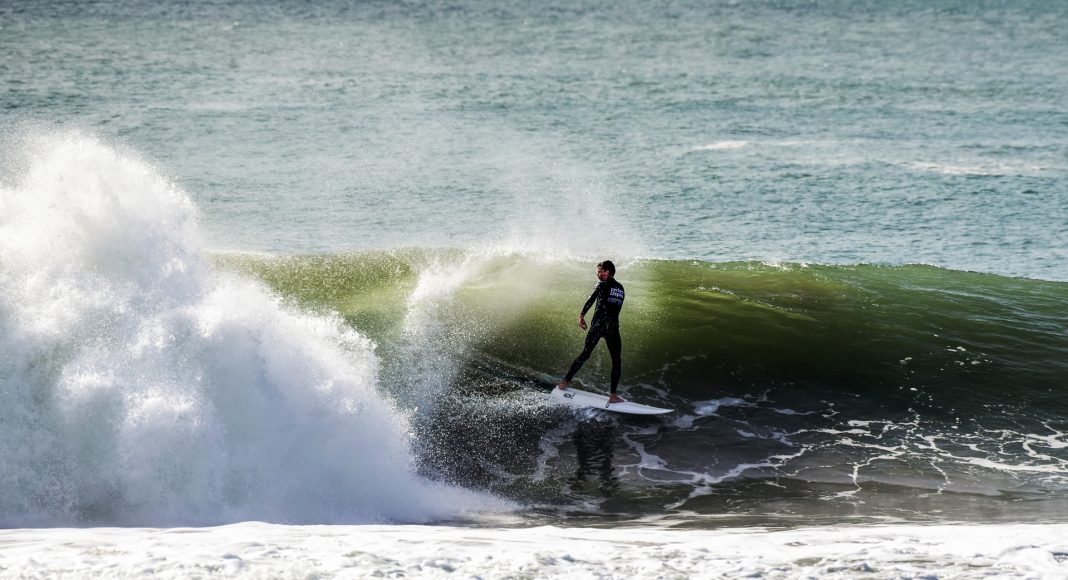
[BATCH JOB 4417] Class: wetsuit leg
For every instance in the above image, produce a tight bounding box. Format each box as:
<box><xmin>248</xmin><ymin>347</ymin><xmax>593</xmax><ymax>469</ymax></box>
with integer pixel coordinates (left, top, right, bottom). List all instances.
<box><xmin>564</xmin><ymin>324</ymin><xmax>605</xmax><ymax>382</ymax></box>
<box><xmin>605</xmin><ymin>324</ymin><xmax>622</xmax><ymax>393</ymax></box>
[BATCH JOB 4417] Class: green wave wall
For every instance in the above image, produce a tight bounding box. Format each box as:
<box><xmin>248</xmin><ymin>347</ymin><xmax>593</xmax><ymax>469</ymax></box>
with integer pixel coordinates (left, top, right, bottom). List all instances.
<box><xmin>219</xmin><ymin>251</ymin><xmax>1068</xmax><ymax>419</ymax></box>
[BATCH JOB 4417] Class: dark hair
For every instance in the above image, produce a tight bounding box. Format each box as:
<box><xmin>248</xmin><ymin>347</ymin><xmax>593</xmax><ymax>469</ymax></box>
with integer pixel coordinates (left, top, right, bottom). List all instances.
<box><xmin>598</xmin><ymin>260</ymin><xmax>616</xmax><ymax>276</ymax></box>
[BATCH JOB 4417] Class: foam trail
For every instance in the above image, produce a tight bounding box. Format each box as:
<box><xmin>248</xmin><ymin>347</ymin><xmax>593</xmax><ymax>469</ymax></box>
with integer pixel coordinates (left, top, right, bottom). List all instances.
<box><xmin>0</xmin><ymin>131</ymin><xmax>504</xmax><ymax>526</ymax></box>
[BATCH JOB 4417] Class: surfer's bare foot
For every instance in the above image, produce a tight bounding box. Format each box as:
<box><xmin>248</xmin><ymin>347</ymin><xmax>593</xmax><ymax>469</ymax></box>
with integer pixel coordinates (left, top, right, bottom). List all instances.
<box><xmin>608</xmin><ymin>394</ymin><xmax>625</xmax><ymax>404</ymax></box>
<box><xmin>557</xmin><ymin>381</ymin><xmax>571</xmax><ymax>390</ymax></box>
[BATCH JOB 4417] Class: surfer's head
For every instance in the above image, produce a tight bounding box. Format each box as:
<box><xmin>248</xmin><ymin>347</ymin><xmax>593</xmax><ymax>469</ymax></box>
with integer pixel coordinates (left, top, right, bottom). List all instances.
<box><xmin>597</xmin><ymin>260</ymin><xmax>615</xmax><ymax>280</ymax></box>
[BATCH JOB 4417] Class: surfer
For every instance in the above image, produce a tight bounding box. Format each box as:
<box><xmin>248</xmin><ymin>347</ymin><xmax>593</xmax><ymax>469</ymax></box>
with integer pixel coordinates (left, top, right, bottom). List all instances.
<box><xmin>558</xmin><ymin>260</ymin><xmax>626</xmax><ymax>403</ymax></box>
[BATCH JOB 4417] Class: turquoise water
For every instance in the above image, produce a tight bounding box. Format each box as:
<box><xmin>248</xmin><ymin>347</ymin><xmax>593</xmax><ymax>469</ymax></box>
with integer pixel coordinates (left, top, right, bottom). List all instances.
<box><xmin>3</xmin><ymin>0</ymin><xmax>1066</xmax><ymax>278</ymax></box>
<box><xmin>2</xmin><ymin>1</ymin><xmax>1067</xmax><ymax>527</ymax></box>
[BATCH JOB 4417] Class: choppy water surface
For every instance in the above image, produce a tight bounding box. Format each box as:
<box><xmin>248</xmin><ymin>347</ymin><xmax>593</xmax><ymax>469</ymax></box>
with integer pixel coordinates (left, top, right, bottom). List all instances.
<box><xmin>3</xmin><ymin>0</ymin><xmax>1066</xmax><ymax>277</ymax></box>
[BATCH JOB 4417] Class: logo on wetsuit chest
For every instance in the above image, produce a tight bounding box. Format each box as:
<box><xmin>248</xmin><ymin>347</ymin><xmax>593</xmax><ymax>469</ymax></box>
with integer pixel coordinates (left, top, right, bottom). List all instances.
<box><xmin>608</xmin><ymin>287</ymin><xmax>624</xmax><ymax>305</ymax></box>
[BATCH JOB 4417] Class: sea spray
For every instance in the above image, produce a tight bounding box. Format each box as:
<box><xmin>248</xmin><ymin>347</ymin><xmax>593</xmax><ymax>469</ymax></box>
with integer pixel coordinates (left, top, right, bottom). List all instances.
<box><xmin>397</xmin><ymin>256</ymin><xmax>484</xmax><ymax>406</ymax></box>
<box><xmin>394</xmin><ymin>251</ymin><xmax>565</xmax><ymax>406</ymax></box>
<box><xmin>0</xmin><ymin>131</ymin><xmax>504</xmax><ymax>526</ymax></box>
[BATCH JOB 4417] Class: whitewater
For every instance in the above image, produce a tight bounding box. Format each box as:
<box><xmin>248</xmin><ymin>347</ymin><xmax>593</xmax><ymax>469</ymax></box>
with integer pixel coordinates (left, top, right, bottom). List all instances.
<box><xmin>3</xmin><ymin>523</ymin><xmax>1068</xmax><ymax>578</ymax></box>
<box><xmin>0</xmin><ymin>133</ymin><xmax>504</xmax><ymax>527</ymax></box>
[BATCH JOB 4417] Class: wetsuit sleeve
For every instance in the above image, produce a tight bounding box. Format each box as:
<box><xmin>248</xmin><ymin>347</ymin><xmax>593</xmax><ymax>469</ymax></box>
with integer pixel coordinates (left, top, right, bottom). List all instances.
<box><xmin>580</xmin><ymin>284</ymin><xmax>600</xmax><ymax>316</ymax></box>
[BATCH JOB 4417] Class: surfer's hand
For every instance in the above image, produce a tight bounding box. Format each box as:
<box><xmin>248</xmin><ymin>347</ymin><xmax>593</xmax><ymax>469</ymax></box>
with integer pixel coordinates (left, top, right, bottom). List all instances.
<box><xmin>579</xmin><ymin>315</ymin><xmax>587</xmax><ymax>330</ymax></box>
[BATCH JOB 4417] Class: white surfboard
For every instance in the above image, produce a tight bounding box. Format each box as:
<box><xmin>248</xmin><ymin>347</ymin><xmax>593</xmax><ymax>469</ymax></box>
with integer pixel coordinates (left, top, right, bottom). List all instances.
<box><xmin>551</xmin><ymin>387</ymin><xmax>673</xmax><ymax>415</ymax></box>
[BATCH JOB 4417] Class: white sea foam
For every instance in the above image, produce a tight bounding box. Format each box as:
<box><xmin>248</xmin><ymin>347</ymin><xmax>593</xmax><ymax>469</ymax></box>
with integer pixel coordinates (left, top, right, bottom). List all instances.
<box><xmin>908</xmin><ymin>160</ymin><xmax>1049</xmax><ymax>176</ymax></box>
<box><xmin>694</xmin><ymin>397</ymin><xmax>753</xmax><ymax>415</ymax></box>
<box><xmin>0</xmin><ymin>131</ymin><xmax>506</xmax><ymax>526</ymax></box>
<box><xmin>4</xmin><ymin>522</ymin><xmax>1065</xmax><ymax>579</ymax></box>
<box><xmin>692</xmin><ymin>140</ymin><xmax>750</xmax><ymax>151</ymax></box>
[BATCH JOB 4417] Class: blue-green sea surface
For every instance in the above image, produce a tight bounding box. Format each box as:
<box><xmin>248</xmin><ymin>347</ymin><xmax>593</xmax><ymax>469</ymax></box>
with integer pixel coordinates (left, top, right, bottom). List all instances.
<box><xmin>2</xmin><ymin>0</ymin><xmax>1066</xmax><ymax>278</ymax></box>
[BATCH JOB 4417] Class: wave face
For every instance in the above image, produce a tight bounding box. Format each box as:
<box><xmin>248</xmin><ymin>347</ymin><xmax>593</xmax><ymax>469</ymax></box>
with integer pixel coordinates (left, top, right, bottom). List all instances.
<box><xmin>0</xmin><ymin>133</ymin><xmax>498</xmax><ymax>527</ymax></box>
<box><xmin>228</xmin><ymin>251</ymin><xmax>1068</xmax><ymax>525</ymax></box>
<box><xmin>3</xmin><ymin>133</ymin><xmax>1065</xmax><ymax>527</ymax></box>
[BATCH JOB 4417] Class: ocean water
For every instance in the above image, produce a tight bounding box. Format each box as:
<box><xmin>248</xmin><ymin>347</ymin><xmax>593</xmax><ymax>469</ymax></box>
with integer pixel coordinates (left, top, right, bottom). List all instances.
<box><xmin>2</xmin><ymin>0</ymin><xmax>1067</xmax><ymax>576</ymax></box>
<box><xmin>4</xmin><ymin>0</ymin><xmax>1067</xmax><ymax>276</ymax></box>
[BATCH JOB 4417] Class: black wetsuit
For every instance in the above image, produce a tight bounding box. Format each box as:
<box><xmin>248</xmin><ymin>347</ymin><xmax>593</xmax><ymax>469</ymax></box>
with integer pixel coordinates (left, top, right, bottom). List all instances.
<box><xmin>564</xmin><ymin>277</ymin><xmax>625</xmax><ymax>393</ymax></box>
